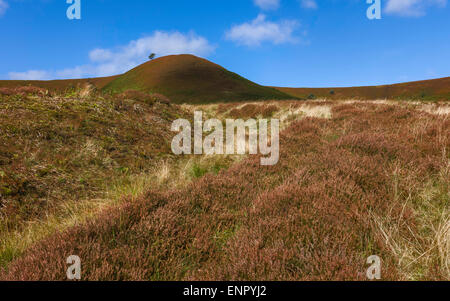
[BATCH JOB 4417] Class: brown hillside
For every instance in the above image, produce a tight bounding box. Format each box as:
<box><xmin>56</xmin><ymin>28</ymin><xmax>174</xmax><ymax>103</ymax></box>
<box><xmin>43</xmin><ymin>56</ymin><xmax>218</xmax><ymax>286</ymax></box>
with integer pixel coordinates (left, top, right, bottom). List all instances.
<box><xmin>2</xmin><ymin>101</ymin><xmax>448</xmax><ymax>280</ymax></box>
<box><xmin>1</xmin><ymin>56</ymin><xmax>448</xmax><ymax>102</ymax></box>
<box><xmin>276</xmin><ymin>77</ymin><xmax>450</xmax><ymax>101</ymax></box>
<box><xmin>102</xmin><ymin>54</ymin><xmax>292</xmax><ymax>104</ymax></box>
<box><xmin>0</xmin><ymin>75</ymin><xmax>118</xmax><ymax>92</ymax></box>
<box><xmin>0</xmin><ymin>90</ymin><xmax>187</xmax><ymax>262</ymax></box>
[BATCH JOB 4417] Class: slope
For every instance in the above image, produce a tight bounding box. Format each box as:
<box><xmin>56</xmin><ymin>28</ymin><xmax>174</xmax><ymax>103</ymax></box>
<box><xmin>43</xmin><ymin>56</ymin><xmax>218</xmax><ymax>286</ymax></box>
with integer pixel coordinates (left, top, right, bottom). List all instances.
<box><xmin>276</xmin><ymin>77</ymin><xmax>450</xmax><ymax>101</ymax></box>
<box><xmin>102</xmin><ymin>54</ymin><xmax>293</xmax><ymax>104</ymax></box>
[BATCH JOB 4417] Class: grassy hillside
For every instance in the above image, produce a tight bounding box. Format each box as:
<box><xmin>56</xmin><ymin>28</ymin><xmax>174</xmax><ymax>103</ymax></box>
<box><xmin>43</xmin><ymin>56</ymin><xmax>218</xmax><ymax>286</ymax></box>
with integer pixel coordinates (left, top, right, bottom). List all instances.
<box><xmin>2</xmin><ymin>55</ymin><xmax>449</xmax><ymax>102</ymax></box>
<box><xmin>276</xmin><ymin>77</ymin><xmax>450</xmax><ymax>101</ymax></box>
<box><xmin>0</xmin><ymin>89</ymin><xmax>190</xmax><ymax>266</ymax></box>
<box><xmin>103</xmin><ymin>54</ymin><xmax>293</xmax><ymax>104</ymax></box>
<box><xmin>0</xmin><ymin>76</ymin><xmax>118</xmax><ymax>92</ymax></box>
<box><xmin>2</xmin><ymin>100</ymin><xmax>448</xmax><ymax>280</ymax></box>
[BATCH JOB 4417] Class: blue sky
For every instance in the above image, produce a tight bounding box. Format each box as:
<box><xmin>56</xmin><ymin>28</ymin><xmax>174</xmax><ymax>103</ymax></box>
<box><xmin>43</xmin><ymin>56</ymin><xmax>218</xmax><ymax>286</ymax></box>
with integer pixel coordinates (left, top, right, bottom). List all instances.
<box><xmin>0</xmin><ymin>0</ymin><xmax>449</xmax><ymax>87</ymax></box>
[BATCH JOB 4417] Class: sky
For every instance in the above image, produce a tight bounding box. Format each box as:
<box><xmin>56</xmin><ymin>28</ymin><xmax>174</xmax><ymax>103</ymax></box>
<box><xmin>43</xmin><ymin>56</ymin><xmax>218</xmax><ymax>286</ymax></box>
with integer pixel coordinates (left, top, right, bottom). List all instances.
<box><xmin>0</xmin><ymin>0</ymin><xmax>449</xmax><ymax>87</ymax></box>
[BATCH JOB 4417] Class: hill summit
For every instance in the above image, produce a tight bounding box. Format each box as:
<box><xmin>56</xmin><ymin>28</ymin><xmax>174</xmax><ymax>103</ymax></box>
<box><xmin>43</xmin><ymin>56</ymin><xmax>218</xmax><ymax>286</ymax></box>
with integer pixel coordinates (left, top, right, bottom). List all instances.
<box><xmin>103</xmin><ymin>54</ymin><xmax>292</xmax><ymax>104</ymax></box>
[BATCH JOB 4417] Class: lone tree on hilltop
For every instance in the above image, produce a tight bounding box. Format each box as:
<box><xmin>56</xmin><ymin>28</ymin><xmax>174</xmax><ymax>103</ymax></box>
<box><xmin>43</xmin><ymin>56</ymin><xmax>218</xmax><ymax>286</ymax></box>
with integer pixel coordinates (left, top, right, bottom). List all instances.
<box><xmin>148</xmin><ymin>53</ymin><xmax>156</xmax><ymax>60</ymax></box>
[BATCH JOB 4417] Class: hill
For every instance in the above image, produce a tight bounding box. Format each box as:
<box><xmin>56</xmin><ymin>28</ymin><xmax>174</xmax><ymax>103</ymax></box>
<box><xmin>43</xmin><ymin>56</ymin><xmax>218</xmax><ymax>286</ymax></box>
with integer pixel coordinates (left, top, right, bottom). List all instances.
<box><xmin>0</xmin><ymin>75</ymin><xmax>118</xmax><ymax>92</ymax></box>
<box><xmin>0</xmin><ymin>89</ymin><xmax>189</xmax><ymax>267</ymax></box>
<box><xmin>2</xmin><ymin>101</ymin><xmax>448</xmax><ymax>280</ymax></box>
<box><xmin>1</xmin><ymin>55</ymin><xmax>449</xmax><ymax>102</ymax></box>
<box><xmin>102</xmin><ymin>54</ymin><xmax>292</xmax><ymax>104</ymax></box>
<box><xmin>275</xmin><ymin>77</ymin><xmax>450</xmax><ymax>101</ymax></box>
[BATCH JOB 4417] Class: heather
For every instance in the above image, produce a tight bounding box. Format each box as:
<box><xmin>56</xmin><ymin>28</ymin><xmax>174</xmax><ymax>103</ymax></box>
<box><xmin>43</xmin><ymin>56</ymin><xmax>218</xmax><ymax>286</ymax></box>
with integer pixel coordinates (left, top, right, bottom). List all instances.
<box><xmin>1</xmin><ymin>101</ymin><xmax>448</xmax><ymax>280</ymax></box>
<box><xmin>0</xmin><ymin>89</ymin><xmax>185</xmax><ymax>266</ymax></box>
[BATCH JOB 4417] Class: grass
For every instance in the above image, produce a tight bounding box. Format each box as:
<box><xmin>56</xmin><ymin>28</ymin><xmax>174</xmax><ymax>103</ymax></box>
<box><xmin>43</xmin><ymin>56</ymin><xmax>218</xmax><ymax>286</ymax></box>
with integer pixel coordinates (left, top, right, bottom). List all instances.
<box><xmin>0</xmin><ymin>89</ymin><xmax>187</xmax><ymax>267</ymax></box>
<box><xmin>0</xmin><ymin>96</ymin><xmax>448</xmax><ymax>280</ymax></box>
<box><xmin>276</xmin><ymin>77</ymin><xmax>450</xmax><ymax>101</ymax></box>
<box><xmin>102</xmin><ymin>55</ymin><xmax>294</xmax><ymax>104</ymax></box>
<box><xmin>0</xmin><ymin>152</ymin><xmax>243</xmax><ymax>269</ymax></box>
<box><xmin>0</xmin><ymin>76</ymin><xmax>118</xmax><ymax>93</ymax></box>
<box><xmin>2</xmin><ymin>55</ymin><xmax>449</xmax><ymax>103</ymax></box>
<box><xmin>371</xmin><ymin>162</ymin><xmax>449</xmax><ymax>280</ymax></box>
<box><xmin>0</xmin><ymin>91</ymin><xmax>248</xmax><ymax>268</ymax></box>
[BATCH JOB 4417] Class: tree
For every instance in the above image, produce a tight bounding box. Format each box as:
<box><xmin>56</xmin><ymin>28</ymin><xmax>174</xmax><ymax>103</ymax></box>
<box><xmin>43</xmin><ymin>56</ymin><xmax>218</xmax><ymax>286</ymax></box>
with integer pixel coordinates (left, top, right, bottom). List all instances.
<box><xmin>148</xmin><ymin>53</ymin><xmax>156</xmax><ymax>60</ymax></box>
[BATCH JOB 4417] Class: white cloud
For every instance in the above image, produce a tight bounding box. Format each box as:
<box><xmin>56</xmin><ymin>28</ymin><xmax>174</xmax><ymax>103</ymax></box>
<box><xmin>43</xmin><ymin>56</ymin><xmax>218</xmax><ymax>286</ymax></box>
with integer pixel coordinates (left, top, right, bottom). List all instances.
<box><xmin>226</xmin><ymin>14</ymin><xmax>300</xmax><ymax>47</ymax></box>
<box><xmin>301</xmin><ymin>0</ymin><xmax>318</xmax><ymax>9</ymax></box>
<box><xmin>385</xmin><ymin>0</ymin><xmax>447</xmax><ymax>16</ymax></box>
<box><xmin>0</xmin><ymin>0</ymin><xmax>8</xmax><ymax>17</ymax></box>
<box><xmin>89</xmin><ymin>49</ymin><xmax>114</xmax><ymax>62</ymax></box>
<box><xmin>9</xmin><ymin>70</ymin><xmax>52</xmax><ymax>80</ymax></box>
<box><xmin>8</xmin><ymin>31</ymin><xmax>215</xmax><ymax>80</ymax></box>
<box><xmin>253</xmin><ymin>0</ymin><xmax>280</xmax><ymax>10</ymax></box>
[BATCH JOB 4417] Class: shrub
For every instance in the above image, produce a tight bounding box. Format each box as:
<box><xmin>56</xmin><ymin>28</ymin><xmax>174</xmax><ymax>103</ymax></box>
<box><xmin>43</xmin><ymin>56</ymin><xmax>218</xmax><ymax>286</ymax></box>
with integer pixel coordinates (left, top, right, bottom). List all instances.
<box><xmin>228</xmin><ymin>104</ymin><xmax>278</xmax><ymax>119</ymax></box>
<box><xmin>0</xmin><ymin>86</ymin><xmax>48</xmax><ymax>97</ymax></box>
<box><xmin>117</xmin><ymin>90</ymin><xmax>154</xmax><ymax>104</ymax></box>
<box><xmin>217</xmin><ymin>103</ymin><xmax>236</xmax><ymax>114</ymax></box>
<box><xmin>228</xmin><ymin>108</ymin><xmax>241</xmax><ymax>118</ymax></box>
<box><xmin>151</xmin><ymin>93</ymin><xmax>171</xmax><ymax>105</ymax></box>
<box><xmin>2</xmin><ymin>101</ymin><xmax>449</xmax><ymax>281</ymax></box>
<box><xmin>15</xmin><ymin>86</ymin><xmax>48</xmax><ymax>96</ymax></box>
<box><xmin>0</xmin><ymin>88</ymin><xmax>15</xmax><ymax>96</ymax></box>
<box><xmin>190</xmin><ymin>163</ymin><xmax>208</xmax><ymax>178</ymax></box>
<box><xmin>261</xmin><ymin>105</ymin><xmax>279</xmax><ymax>118</ymax></box>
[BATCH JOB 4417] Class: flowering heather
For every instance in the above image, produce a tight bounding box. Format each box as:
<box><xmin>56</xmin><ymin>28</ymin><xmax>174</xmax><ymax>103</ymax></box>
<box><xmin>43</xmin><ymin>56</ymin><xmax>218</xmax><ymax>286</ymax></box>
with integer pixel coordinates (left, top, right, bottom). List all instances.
<box><xmin>0</xmin><ymin>91</ymin><xmax>187</xmax><ymax>266</ymax></box>
<box><xmin>0</xmin><ymin>101</ymin><xmax>448</xmax><ymax>281</ymax></box>
<box><xmin>0</xmin><ymin>86</ymin><xmax>48</xmax><ymax>97</ymax></box>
